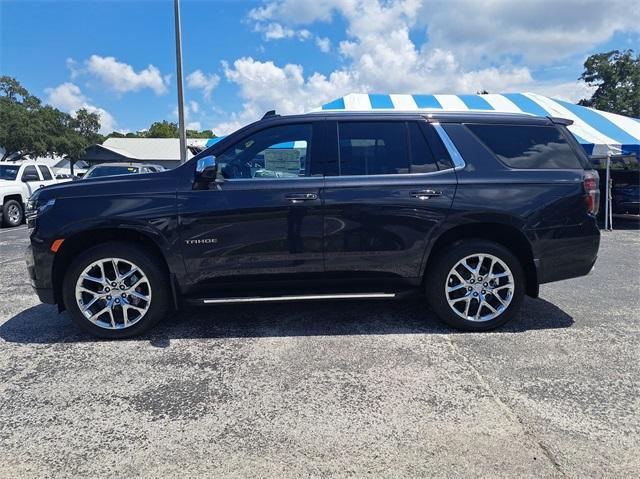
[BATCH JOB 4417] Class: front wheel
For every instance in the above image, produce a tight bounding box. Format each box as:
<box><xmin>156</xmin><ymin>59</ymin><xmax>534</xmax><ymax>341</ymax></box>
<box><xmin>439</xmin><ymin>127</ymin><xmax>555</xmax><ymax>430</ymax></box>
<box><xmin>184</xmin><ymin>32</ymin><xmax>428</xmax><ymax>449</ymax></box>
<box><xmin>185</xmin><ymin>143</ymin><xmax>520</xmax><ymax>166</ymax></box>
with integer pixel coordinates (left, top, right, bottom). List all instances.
<box><xmin>425</xmin><ymin>240</ymin><xmax>525</xmax><ymax>331</ymax></box>
<box><xmin>62</xmin><ymin>242</ymin><xmax>170</xmax><ymax>338</ymax></box>
<box><xmin>2</xmin><ymin>199</ymin><xmax>23</xmax><ymax>227</ymax></box>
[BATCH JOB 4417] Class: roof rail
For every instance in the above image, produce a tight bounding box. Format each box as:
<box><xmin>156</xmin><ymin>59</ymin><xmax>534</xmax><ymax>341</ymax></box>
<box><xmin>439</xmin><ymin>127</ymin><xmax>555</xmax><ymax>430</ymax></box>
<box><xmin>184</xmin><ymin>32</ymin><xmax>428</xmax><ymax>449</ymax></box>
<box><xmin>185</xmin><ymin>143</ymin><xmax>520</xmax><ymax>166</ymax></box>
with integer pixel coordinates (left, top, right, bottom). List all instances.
<box><xmin>262</xmin><ymin>110</ymin><xmax>278</xmax><ymax>120</ymax></box>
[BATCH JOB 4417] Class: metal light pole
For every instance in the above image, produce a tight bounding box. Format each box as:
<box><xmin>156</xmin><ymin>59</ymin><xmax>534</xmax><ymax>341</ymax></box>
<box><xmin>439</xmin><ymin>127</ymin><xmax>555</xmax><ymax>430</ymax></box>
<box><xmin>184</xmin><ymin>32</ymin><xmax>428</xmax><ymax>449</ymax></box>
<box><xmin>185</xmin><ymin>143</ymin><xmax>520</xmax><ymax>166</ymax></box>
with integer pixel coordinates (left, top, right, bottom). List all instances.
<box><xmin>174</xmin><ymin>0</ymin><xmax>187</xmax><ymax>164</ymax></box>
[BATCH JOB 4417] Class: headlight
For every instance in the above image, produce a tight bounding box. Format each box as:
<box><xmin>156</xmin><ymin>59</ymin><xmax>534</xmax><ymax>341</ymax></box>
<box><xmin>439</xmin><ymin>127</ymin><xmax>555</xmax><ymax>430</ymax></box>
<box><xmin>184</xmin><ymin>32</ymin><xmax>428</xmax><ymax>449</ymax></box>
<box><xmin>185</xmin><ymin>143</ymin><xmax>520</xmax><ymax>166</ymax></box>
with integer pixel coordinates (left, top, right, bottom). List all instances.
<box><xmin>26</xmin><ymin>198</ymin><xmax>56</xmax><ymax>228</ymax></box>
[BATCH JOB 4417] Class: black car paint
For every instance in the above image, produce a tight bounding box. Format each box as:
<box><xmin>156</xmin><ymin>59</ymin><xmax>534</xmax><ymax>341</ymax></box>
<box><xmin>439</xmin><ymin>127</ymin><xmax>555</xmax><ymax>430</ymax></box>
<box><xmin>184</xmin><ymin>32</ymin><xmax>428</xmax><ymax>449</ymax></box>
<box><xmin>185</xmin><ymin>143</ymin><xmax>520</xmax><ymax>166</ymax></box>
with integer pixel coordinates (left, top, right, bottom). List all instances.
<box><xmin>26</xmin><ymin>111</ymin><xmax>600</xmax><ymax>308</ymax></box>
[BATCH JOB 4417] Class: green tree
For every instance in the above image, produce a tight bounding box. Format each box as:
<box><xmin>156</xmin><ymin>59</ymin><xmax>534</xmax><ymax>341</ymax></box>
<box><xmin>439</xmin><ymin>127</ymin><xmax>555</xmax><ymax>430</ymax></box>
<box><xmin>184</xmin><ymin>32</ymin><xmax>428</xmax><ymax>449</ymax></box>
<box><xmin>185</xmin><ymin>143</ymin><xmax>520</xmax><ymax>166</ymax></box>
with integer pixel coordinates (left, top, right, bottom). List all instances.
<box><xmin>0</xmin><ymin>76</ymin><xmax>45</xmax><ymax>160</ymax></box>
<box><xmin>73</xmin><ymin>108</ymin><xmax>103</xmax><ymax>145</ymax></box>
<box><xmin>0</xmin><ymin>76</ymin><xmax>101</xmax><ymax>161</ymax></box>
<box><xmin>147</xmin><ymin>120</ymin><xmax>179</xmax><ymax>138</ymax></box>
<box><xmin>105</xmin><ymin>123</ymin><xmax>216</xmax><ymax>140</ymax></box>
<box><xmin>578</xmin><ymin>49</ymin><xmax>639</xmax><ymax>117</ymax></box>
<box><xmin>187</xmin><ymin>129</ymin><xmax>215</xmax><ymax>139</ymax></box>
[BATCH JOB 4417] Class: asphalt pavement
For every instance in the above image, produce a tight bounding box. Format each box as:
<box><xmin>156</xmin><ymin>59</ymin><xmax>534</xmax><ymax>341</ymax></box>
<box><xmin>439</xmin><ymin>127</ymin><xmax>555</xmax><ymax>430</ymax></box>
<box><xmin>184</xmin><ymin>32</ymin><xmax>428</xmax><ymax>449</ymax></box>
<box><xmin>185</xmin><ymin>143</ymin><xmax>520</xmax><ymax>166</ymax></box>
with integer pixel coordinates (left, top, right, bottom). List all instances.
<box><xmin>0</xmin><ymin>222</ymin><xmax>639</xmax><ymax>478</ymax></box>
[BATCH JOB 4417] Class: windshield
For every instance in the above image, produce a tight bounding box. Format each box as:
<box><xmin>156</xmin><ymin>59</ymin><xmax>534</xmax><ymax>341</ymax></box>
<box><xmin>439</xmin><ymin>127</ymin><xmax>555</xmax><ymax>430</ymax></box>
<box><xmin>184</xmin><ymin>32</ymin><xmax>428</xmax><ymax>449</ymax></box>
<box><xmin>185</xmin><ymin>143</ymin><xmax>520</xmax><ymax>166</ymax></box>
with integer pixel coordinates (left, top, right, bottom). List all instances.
<box><xmin>0</xmin><ymin>165</ymin><xmax>20</xmax><ymax>180</ymax></box>
<box><xmin>85</xmin><ymin>165</ymin><xmax>139</xmax><ymax>178</ymax></box>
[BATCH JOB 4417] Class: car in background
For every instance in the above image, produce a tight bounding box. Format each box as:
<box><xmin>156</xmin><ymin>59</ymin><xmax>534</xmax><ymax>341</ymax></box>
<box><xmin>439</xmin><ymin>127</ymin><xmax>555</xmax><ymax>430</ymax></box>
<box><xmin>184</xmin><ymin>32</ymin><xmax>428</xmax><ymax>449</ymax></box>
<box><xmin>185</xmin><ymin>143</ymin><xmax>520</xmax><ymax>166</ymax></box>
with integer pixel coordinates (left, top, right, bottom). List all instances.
<box><xmin>1</xmin><ymin>160</ymin><xmax>57</xmax><ymax>227</ymax></box>
<box><xmin>83</xmin><ymin>162</ymin><xmax>166</xmax><ymax>179</ymax></box>
<box><xmin>52</xmin><ymin>158</ymin><xmax>90</xmax><ymax>179</ymax></box>
<box><xmin>612</xmin><ymin>183</ymin><xmax>640</xmax><ymax>214</ymax></box>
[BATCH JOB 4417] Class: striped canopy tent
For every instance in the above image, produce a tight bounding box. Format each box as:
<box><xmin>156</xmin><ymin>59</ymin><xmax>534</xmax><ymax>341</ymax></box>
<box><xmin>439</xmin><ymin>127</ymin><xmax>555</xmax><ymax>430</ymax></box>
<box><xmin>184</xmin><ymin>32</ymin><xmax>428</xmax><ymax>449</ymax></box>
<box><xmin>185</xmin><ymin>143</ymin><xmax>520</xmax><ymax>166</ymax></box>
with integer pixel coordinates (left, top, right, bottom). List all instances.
<box><xmin>317</xmin><ymin>93</ymin><xmax>640</xmax><ymax>158</ymax></box>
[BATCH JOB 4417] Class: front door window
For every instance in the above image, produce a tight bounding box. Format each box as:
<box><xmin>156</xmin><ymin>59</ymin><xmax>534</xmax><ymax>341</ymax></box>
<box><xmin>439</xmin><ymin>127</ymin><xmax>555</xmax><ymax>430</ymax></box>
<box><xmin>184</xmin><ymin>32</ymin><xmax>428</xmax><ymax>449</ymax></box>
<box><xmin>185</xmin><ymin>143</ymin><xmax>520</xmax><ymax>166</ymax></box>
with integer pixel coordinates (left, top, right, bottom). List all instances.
<box><xmin>217</xmin><ymin>124</ymin><xmax>312</xmax><ymax>179</ymax></box>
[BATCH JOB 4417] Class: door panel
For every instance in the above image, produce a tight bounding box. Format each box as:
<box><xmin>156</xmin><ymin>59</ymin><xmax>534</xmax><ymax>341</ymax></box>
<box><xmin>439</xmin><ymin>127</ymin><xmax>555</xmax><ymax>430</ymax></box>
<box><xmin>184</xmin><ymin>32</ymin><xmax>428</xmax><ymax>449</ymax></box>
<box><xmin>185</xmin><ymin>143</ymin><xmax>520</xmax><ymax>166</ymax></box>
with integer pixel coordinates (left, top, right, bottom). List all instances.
<box><xmin>20</xmin><ymin>165</ymin><xmax>41</xmax><ymax>195</ymax></box>
<box><xmin>179</xmin><ymin>178</ymin><xmax>324</xmax><ymax>285</ymax></box>
<box><xmin>323</xmin><ymin>171</ymin><xmax>456</xmax><ymax>277</ymax></box>
<box><xmin>178</xmin><ymin>121</ymin><xmax>325</xmax><ymax>288</ymax></box>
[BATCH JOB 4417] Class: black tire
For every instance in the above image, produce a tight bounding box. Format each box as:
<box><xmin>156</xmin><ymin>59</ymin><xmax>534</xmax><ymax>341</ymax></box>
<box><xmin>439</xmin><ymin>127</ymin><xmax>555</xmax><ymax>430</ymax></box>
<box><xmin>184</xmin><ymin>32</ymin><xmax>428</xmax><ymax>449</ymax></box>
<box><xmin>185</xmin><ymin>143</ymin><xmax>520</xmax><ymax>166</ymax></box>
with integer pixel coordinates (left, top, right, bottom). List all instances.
<box><xmin>62</xmin><ymin>241</ymin><xmax>170</xmax><ymax>339</ymax></box>
<box><xmin>425</xmin><ymin>239</ymin><xmax>525</xmax><ymax>331</ymax></box>
<box><xmin>2</xmin><ymin>199</ymin><xmax>23</xmax><ymax>227</ymax></box>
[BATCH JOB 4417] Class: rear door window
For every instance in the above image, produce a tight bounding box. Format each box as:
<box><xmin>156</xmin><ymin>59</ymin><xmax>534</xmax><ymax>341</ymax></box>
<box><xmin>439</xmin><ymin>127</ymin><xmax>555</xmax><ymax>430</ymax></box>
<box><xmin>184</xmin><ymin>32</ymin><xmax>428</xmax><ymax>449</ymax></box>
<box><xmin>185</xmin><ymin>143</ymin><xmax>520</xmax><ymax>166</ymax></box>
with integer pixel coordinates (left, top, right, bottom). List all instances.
<box><xmin>467</xmin><ymin>124</ymin><xmax>583</xmax><ymax>169</ymax></box>
<box><xmin>337</xmin><ymin>121</ymin><xmax>408</xmax><ymax>175</ymax></box>
<box><xmin>38</xmin><ymin>165</ymin><xmax>53</xmax><ymax>180</ymax></box>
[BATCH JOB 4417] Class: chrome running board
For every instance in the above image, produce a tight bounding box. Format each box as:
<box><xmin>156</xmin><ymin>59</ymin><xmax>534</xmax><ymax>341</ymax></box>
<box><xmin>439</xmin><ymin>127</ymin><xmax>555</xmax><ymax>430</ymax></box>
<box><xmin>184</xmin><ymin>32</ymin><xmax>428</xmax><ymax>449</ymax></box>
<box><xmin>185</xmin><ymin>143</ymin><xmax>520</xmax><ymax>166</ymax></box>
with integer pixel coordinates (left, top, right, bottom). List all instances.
<box><xmin>202</xmin><ymin>292</ymin><xmax>396</xmax><ymax>304</ymax></box>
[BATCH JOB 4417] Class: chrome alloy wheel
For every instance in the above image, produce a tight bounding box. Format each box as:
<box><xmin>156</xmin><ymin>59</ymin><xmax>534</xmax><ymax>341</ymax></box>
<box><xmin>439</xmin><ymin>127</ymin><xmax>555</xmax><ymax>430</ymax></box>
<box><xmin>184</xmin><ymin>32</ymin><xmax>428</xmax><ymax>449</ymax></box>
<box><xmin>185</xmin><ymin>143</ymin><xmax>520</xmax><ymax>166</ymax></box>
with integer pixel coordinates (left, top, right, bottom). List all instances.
<box><xmin>7</xmin><ymin>203</ymin><xmax>21</xmax><ymax>224</ymax></box>
<box><xmin>445</xmin><ymin>253</ymin><xmax>514</xmax><ymax>322</ymax></box>
<box><xmin>75</xmin><ymin>258</ymin><xmax>152</xmax><ymax>330</ymax></box>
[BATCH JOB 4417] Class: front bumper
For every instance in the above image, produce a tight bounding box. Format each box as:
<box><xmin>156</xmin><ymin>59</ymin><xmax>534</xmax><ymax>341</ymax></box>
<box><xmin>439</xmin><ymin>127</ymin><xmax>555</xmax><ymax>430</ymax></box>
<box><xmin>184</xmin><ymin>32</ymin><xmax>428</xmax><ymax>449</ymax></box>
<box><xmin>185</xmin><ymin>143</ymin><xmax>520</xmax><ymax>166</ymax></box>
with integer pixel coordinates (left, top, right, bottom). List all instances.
<box><xmin>25</xmin><ymin>241</ymin><xmax>56</xmax><ymax>304</ymax></box>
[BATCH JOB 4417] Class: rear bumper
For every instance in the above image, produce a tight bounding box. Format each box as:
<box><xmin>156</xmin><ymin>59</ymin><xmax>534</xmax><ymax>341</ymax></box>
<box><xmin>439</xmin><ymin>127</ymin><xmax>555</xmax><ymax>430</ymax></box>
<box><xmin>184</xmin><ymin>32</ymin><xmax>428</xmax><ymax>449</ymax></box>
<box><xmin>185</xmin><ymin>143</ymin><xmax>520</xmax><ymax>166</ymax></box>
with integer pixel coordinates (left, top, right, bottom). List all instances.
<box><xmin>530</xmin><ymin>219</ymin><xmax>600</xmax><ymax>285</ymax></box>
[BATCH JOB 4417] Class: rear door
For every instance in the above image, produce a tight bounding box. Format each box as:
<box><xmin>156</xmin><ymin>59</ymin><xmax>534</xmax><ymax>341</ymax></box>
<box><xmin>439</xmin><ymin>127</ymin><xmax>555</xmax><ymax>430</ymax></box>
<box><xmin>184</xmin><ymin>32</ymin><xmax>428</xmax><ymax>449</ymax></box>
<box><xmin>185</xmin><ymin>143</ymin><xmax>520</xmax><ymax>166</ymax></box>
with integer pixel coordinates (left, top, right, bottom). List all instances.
<box><xmin>322</xmin><ymin>119</ymin><xmax>457</xmax><ymax>279</ymax></box>
<box><xmin>36</xmin><ymin>165</ymin><xmax>57</xmax><ymax>187</ymax></box>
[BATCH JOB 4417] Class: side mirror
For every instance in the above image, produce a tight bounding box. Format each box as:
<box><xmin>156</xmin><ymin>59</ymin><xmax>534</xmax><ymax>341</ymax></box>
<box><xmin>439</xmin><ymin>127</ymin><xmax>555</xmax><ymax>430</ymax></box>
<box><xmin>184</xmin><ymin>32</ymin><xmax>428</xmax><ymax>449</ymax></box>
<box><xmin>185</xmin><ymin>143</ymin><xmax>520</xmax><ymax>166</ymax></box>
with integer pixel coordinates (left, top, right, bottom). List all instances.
<box><xmin>195</xmin><ymin>155</ymin><xmax>218</xmax><ymax>180</ymax></box>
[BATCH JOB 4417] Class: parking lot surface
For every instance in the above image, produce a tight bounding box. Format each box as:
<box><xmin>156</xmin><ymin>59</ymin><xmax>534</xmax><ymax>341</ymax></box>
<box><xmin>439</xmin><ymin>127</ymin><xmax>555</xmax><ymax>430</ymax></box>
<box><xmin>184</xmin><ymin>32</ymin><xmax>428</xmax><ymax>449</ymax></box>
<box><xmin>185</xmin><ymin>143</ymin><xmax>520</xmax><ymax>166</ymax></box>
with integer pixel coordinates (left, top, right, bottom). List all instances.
<box><xmin>1</xmin><ymin>223</ymin><xmax>639</xmax><ymax>478</ymax></box>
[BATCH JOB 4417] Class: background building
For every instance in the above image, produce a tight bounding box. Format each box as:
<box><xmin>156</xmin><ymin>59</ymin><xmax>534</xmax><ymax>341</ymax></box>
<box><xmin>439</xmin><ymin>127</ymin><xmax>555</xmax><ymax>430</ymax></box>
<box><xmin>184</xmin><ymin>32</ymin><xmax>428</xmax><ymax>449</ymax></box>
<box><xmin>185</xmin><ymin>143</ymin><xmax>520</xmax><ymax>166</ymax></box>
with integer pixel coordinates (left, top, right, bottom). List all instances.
<box><xmin>81</xmin><ymin>138</ymin><xmax>207</xmax><ymax>169</ymax></box>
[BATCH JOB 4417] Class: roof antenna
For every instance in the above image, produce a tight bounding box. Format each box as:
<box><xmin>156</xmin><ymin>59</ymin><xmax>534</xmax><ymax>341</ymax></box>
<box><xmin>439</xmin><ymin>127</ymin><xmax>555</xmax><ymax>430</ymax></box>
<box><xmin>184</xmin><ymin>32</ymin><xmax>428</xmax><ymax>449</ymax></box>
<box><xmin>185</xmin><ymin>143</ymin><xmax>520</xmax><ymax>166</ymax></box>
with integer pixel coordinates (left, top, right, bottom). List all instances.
<box><xmin>262</xmin><ymin>110</ymin><xmax>277</xmax><ymax>119</ymax></box>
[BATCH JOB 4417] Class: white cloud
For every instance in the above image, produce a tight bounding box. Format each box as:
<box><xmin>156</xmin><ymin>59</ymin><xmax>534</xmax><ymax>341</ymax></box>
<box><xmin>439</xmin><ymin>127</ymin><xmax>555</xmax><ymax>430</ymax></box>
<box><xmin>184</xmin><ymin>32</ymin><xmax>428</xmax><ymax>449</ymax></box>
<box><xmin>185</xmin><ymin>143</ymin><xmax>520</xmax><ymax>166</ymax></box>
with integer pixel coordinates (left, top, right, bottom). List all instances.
<box><xmin>186</xmin><ymin>121</ymin><xmax>202</xmax><ymax>131</ymax></box>
<box><xmin>315</xmin><ymin>36</ymin><xmax>331</xmax><ymax>52</ymax></box>
<box><xmin>254</xmin><ymin>22</ymin><xmax>312</xmax><ymax>41</ymax></box>
<box><xmin>45</xmin><ymin>82</ymin><xmax>86</xmax><ymax>111</ymax></box>
<box><xmin>186</xmin><ymin>69</ymin><xmax>220</xmax><ymax>100</ymax></box>
<box><xmin>213</xmin><ymin>0</ymin><xmax>637</xmax><ymax>134</ymax></box>
<box><xmin>214</xmin><ymin>57</ymin><xmax>357</xmax><ymax>135</ymax></box>
<box><xmin>85</xmin><ymin>55</ymin><xmax>169</xmax><ymax>95</ymax></box>
<box><xmin>45</xmin><ymin>82</ymin><xmax>116</xmax><ymax>133</ymax></box>
<box><xmin>251</xmin><ymin>0</ymin><xmax>640</xmax><ymax>66</ymax></box>
<box><xmin>248</xmin><ymin>0</ymin><xmax>344</xmax><ymax>24</ymax></box>
<box><xmin>66</xmin><ymin>58</ymin><xmax>82</xmax><ymax>79</ymax></box>
<box><xmin>421</xmin><ymin>0</ymin><xmax>640</xmax><ymax>66</ymax></box>
<box><xmin>189</xmin><ymin>100</ymin><xmax>200</xmax><ymax>113</ymax></box>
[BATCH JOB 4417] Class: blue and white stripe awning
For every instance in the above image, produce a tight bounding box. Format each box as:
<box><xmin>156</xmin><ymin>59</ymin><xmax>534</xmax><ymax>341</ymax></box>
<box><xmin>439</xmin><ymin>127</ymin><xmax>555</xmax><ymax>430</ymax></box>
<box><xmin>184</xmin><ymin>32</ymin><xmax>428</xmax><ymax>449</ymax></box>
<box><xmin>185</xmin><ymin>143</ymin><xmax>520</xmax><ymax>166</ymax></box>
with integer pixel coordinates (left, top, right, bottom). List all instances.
<box><xmin>316</xmin><ymin>92</ymin><xmax>640</xmax><ymax>158</ymax></box>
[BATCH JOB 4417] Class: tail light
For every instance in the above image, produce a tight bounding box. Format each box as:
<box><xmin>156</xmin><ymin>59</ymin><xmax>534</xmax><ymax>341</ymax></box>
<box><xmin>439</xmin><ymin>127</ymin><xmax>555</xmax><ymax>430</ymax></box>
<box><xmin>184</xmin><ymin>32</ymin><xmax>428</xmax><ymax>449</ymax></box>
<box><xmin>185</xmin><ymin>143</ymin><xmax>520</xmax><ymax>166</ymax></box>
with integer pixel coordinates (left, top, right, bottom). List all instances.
<box><xmin>583</xmin><ymin>170</ymin><xmax>600</xmax><ymax>216</ymax></box>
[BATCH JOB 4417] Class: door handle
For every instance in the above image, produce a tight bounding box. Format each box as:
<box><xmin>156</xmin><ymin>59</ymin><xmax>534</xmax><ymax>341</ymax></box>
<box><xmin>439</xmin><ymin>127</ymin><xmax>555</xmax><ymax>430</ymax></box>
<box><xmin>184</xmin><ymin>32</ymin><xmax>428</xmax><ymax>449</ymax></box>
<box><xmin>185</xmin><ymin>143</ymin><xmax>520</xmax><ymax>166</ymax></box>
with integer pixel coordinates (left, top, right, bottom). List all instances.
<box><xmin>285</xmin><ymin>193</ymin><xmax>318</xmax><ymax>203</ymax></box>
<box><xmin>410</xmin><ymin>189</ymin><xmax>442</xmax><ymax>200</ymax></box>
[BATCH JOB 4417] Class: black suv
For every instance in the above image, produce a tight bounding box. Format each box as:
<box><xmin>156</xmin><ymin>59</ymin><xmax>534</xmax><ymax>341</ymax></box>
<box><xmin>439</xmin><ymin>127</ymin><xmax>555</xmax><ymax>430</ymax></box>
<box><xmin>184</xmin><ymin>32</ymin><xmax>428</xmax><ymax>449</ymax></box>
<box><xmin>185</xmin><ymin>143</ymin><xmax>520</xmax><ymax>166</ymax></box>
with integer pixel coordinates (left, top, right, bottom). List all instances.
<box><xmin>25</xmin><ymin>111</ymin><xmax>600</xmax><ymax>338</ymax></box>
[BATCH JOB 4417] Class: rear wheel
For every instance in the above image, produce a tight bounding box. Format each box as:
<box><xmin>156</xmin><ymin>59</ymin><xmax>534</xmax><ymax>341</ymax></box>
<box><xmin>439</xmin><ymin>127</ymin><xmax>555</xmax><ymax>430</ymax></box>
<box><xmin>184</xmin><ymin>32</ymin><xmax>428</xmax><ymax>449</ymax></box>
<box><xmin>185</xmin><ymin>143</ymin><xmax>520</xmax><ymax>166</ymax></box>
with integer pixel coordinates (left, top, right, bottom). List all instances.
<box><xmin>2</xmin><ymin>199</ymin><xmax>23</xmax><ymax>227</ymax></box>
<box><xmin>62</xmin><ymin>242</ymin><xmax>170</xmax><ymax>338</ymax></box>
<box><xmin>425</xmin><ymin>240</ymin><xmax>525</xmax><ymax>331</ymax></box>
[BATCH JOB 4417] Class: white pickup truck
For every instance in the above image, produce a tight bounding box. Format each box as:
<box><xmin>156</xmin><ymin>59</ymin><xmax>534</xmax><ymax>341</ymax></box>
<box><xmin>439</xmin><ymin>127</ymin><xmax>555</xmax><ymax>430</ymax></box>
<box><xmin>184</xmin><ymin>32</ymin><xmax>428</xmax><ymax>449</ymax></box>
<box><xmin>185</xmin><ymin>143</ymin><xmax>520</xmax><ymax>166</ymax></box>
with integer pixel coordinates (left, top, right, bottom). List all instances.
<box><xmin>0</xmin><ymin>161</ymin><xmax>58</xmax><ymax>227</ymax></box>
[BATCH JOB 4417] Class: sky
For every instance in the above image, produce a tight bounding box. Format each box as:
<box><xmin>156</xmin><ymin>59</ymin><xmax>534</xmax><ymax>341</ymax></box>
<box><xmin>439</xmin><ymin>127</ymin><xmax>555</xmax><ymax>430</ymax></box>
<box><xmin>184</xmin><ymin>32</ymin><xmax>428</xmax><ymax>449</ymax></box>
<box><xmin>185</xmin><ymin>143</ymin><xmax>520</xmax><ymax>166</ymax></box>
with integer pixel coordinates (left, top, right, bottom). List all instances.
<box><xmin>1</xmin><ymin>0</ymin><xmax>639</xmax><ymax>135</ymax></box>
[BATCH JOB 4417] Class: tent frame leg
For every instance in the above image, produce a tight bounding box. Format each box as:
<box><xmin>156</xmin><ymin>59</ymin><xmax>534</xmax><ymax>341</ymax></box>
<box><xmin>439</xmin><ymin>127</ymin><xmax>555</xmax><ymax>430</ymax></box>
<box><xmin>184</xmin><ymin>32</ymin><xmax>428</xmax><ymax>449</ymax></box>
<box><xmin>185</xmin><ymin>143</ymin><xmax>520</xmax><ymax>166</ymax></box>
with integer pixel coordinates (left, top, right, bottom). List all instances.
<box><xmin>604</xmin><ymin>155</ymin><xmax>613</xmax><ymax>232</ymax></box>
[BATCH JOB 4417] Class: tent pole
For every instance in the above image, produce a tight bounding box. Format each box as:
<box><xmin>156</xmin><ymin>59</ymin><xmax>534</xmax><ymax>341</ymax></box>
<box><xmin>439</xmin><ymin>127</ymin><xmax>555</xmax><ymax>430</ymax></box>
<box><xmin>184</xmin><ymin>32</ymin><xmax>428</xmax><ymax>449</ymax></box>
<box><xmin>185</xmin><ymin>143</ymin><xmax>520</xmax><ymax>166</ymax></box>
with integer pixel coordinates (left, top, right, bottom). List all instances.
<box><xmin>604</xmin><ymin>154</ymin><xmax>611</xmax><ymax>231</ymax></box>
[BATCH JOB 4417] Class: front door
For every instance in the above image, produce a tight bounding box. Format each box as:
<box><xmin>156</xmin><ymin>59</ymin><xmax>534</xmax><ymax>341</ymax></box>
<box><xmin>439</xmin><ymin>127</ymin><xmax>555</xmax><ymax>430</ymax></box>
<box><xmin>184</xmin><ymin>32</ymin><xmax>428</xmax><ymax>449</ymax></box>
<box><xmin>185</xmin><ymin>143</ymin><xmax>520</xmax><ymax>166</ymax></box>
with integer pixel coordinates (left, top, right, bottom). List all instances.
<box><xmin>322</xmin><ymin>119</ymin><xmax>457</xmax><ymax>280</ymax></box>
<box><xmin>178</xmin><ymin>122</ymin><xmax>325</xmax><ymax>289</ymax></box>
<box><xmin>20</xmin><ymin>165</ymin><xmax>42</xmax><ymax>195</ymax></box>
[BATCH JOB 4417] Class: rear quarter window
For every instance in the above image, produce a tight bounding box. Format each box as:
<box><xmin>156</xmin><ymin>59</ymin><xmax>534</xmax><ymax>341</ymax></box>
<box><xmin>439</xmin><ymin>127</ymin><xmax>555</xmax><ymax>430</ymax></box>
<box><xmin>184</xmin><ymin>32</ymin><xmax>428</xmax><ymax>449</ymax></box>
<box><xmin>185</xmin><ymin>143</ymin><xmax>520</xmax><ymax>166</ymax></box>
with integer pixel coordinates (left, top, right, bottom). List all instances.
<box><xmin>466</xmin><ymin>123</ymin><xmax>584</xmax><ymax>169</ymax></box>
